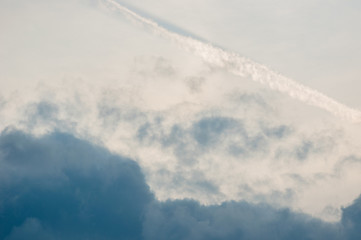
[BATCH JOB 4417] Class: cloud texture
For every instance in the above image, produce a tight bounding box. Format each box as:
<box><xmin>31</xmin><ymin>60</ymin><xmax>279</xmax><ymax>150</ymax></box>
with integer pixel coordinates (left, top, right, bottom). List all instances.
<box><xmin>1</xmin><ymin>0</ymin><xmax>361</xmax><ymax>229</ymax></box>
<box><xmin>0</xmin><ymin>130</ymin><xmax>152</xmax><ymax>239</ymax></box>
<box><xmin>104</xmin><ymin>0</ymin><xmax>361</xmax><ymax>122</ymax></box>
<box><xmin>2</xmin><ymin>130</ymin><xmax>361</xmax><ymax>239</ymax></box>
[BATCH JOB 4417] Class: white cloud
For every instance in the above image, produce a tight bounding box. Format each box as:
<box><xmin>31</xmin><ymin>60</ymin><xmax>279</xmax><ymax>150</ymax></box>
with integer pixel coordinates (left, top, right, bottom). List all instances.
<box><xmin>1</xmin><ymin>0</ymin><xmax>361</xmax><ymax>222</ymax></box>
<box><xmin>116</xmin><ymin>0</ymin><xmax>361</xmax><ymax>108</ymax></box>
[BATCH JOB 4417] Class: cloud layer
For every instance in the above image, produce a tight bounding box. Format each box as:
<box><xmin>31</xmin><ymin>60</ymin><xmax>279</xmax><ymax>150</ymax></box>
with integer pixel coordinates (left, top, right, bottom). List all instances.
<box><xmin>3</xmin><ymin>130</ymin><xmax>361</xmax><ymax>239</ymax></box>
<box><xmin>0</xmin><ymin>130</ymin><xmax>152</xmax><ymax>239</ymax></box>
<box><xmin>105</xmin><ymin>0</ymin><xmax>361</xmax><ymax>122</ymax></box>
<box><xmin>1</xmin><ymin>0</ymin><xmax>361</xmax><ymax>224</ymax></box>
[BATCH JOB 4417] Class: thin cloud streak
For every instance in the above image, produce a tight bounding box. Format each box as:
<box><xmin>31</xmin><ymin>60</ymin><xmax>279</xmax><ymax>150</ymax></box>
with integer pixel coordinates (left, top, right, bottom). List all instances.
<box><xmin>103</xmin><ymin>0</ymin><xmax>361</xmax><ymax>123</ymax></box>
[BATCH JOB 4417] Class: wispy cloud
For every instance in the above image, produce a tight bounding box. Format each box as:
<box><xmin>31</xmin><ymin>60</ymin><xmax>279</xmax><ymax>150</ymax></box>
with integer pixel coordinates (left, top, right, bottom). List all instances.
<box><xmin>103</xmin><ymin>0</ymin><xmax>361</xmax><ymax>122</ymax></box>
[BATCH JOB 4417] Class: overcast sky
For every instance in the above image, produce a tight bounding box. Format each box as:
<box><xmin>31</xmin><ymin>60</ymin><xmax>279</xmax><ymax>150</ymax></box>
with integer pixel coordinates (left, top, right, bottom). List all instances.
<box><xmin>119</xmin><ymin>0</ymin><xmax>361</xmax><ymax>108</ymax></box>
<box><xmin>1</xmin><ymin>0</ymin><xmax>361</xmax><ymax>239</ymax></box>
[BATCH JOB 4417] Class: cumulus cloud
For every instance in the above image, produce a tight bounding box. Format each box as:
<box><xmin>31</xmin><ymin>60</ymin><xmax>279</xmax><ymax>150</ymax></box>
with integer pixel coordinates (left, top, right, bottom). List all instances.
<box><xmin>1</xmin><ymin>130</ymin><xmax>361</xmax><ymax>239</ymax></box>
<box><xmin>342</xmin><ymin>195</ymin><xmax>361</xmax><ymax>240</ymax></box>
<box><xmin>4</xmin><ymin>218</ymin><xmax>54</xmax><ymax>240</ymax></box>
<box><xmin>0</xmin><ymin>130</ymin><xmax>152</xmax><ymax>240</ymax></box>
<box><xmin>1</xmin><ymin>0</ymin><xmax>361</xmax><ymax>223</ymax></box>
<box><xmin>143</xmin><ymin>200</ymin><xmax>343</xmax><ymax>240</ymax></box>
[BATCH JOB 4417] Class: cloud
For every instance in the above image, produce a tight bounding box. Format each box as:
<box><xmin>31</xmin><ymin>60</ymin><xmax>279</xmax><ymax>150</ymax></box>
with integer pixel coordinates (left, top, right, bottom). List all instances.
<box><xmin>342</xmin><ymin>194</ymin><xmax>361</xmax><ymax>240</ymax></box>
<box><xmin>0</xmin><ymin>130</ymin><xmax>153</xmax><ymax>240</ymax></box>
<box><xmin>1</xmin><ymin>0</ymin><xmax>361</xmax><ymax>223</ymax></box>
<box><xmin>2</xmin><ymin>130</ymin><xmax>361</xmax><ymax>239</ymax></box>
<box><xmin>4</xmin><ymin>218</ymin><xmax>54</xmax><ymax>240</ymax></box>
<box><xmin>105</xmin><ymin>0</ymin><xmax>361</xmax><ymax>122</ymax></box>
<box><xmin>144</xmin><ymin>200</ymin><xmax>342</xmax><ymax>240</ymax></box>
<box><xmin>137</xmin><ymin>115</ymin><xmax>291</xmax><ymax>158</ymax></box>
<box><xmin>116</xmin><ymin>0</ymin><xmax>361</xmax><ymax>108</ymax></box>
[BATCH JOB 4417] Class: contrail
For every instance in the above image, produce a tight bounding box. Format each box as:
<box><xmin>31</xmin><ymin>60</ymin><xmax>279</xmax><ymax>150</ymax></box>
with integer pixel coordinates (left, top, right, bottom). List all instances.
<box><xmin>103</xmin><ymin>0</ymin><xmax>361</xmax><ymax>123</ymax></box>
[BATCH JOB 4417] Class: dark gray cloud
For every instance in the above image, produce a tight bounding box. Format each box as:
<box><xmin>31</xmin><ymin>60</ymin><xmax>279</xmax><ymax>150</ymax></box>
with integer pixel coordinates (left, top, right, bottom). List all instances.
<box><xmin>0</xmin><ymin>130</ymin><xmax>152</xmax><ymax>240</ymax></box>
<box><xmin>143</xmin><ymin>200</ymin><xmax>342</xmax><ymax>240</ymax></box>
<box><xmin>342</xmin><ymin>194</ymin><xmax>361</xmax><ymax>240</ymax></box>
<box><xmin>4</xmin><ymin>218</ymin><xmax>54</xmax><ymax>240</ymax></box>
<box><xmin>155</xmin><ymin>169</ymin><xmax>220</xmax><ymax>197</ymax></box>
<box><xmin>0</xmin><ymin>130</ymin><xmax>360</xmax><ymax>239</ymax></box>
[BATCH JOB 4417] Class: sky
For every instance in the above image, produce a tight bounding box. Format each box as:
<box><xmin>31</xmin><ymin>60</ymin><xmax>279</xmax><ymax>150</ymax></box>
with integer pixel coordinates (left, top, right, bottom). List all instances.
<box><xmin>1</xmin><ymin>0</ymin><xmax>361</xmax><ymax>239</ymax></box>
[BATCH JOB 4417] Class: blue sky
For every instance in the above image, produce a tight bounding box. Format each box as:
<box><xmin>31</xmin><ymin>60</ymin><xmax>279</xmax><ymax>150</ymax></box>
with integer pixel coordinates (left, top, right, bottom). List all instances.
<box><xmin>1</xmin><ymin>0</ymin><xmax>361</xmax><ymax>239</ymax></box>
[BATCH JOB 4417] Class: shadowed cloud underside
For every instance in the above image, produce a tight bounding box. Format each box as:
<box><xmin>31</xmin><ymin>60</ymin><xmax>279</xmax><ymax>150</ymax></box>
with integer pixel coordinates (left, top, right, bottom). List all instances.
<box><xmin>0</xmin><ymin>131</ymin><xmax>361</xmax><ymax>239</ymax></box>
